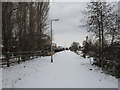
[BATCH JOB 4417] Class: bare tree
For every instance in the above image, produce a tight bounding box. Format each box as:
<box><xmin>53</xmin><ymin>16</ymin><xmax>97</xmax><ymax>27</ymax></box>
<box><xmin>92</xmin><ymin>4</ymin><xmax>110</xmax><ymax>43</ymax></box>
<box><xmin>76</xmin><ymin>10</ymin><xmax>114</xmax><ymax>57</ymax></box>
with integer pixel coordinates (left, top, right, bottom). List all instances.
<box><xmin>84</xmin><ymin>1</ymin><xmax>118</xmax><ymax>69</ymax></box>
<box><xmin>2</xmin><ymin>2</ymin><xmax>50</xmax><ymax>53</ymax></box>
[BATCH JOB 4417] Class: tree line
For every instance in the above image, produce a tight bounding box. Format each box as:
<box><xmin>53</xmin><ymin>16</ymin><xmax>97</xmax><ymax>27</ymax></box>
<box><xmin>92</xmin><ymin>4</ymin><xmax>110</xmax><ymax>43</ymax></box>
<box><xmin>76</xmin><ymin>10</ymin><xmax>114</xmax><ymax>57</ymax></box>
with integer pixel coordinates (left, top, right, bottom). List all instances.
<box><xmin>82</xmin><ymin>1</ymin><xmax>120</xmax><ymax>78</ymax></box>
<box><xmin>69</xmin><ymin>1</ymin><xmax>120</xmax><ymax>78</ymax></box>
<box><xmin>2</xmin><ymin>2</ymin><xmax>50</xmax><ymax>53</ymax></box>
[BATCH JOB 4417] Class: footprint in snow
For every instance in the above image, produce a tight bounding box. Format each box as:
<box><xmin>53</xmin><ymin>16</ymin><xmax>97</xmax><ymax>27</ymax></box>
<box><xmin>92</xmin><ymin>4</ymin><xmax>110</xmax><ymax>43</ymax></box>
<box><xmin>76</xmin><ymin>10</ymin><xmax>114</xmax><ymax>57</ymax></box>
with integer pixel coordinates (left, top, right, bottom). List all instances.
<box><xmin>18</xmin><ymin>78</ymin><xmax>21</xmax><ymax>80</ymax></box>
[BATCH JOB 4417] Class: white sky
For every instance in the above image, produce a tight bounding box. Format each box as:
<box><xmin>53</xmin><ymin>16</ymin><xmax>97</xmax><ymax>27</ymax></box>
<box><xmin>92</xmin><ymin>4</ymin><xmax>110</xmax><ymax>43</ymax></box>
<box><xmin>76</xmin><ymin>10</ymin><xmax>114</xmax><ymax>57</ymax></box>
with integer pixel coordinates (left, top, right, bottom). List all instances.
<box><xmin>49</xmin><ymin>2</ymin><xmax>89</xmax><ymax>47</ymax></box>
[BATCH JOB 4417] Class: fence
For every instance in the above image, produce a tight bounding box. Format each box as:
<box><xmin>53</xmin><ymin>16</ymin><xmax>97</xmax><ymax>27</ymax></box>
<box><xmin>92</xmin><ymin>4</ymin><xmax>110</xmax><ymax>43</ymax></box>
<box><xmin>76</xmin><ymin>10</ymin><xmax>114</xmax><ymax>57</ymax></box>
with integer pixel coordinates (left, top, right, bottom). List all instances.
<box><xmin>0</xmin><ymin>48</ymin><xmax>50</xmax><ymax>67</ymax></box>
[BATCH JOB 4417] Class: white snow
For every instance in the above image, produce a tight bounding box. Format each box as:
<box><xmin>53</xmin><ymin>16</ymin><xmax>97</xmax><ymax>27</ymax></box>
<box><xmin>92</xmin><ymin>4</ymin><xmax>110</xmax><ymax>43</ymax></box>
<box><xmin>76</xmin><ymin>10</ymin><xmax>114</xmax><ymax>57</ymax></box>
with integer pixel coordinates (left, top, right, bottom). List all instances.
<box><xmin>0</xmin><ymin>68</ymin><xmax>2</xmax><ymax>89</ymax></box>
<box><xmin>2</xmin><ymin>50</ymin><xmax>118</xmax><ymax>88</ymax></box>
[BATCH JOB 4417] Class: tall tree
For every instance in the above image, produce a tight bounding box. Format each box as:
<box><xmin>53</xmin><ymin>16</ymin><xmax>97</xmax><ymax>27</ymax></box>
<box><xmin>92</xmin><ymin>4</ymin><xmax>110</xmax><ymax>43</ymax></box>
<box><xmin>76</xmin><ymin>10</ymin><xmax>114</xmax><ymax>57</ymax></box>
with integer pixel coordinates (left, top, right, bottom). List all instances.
<box><xmin>85</xmin><ymin>1</ymin><xmax>117</xmax><ymax>68</ymax></box>
<box><xmin>2</xmin><ymin>1</ymin><xmax>50</xmax><ymax>53</ymax></box>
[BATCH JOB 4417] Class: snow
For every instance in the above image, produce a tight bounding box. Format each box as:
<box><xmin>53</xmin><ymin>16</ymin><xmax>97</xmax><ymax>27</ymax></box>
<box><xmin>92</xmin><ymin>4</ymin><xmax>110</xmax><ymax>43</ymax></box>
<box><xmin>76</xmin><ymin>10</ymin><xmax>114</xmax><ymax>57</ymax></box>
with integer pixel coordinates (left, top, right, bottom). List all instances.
<box><xmin>2</xmin><ymin>50</ymin><xmax>118</xmax><ymax>88</ymax></box>
<box><xmin>0</xmin><ymin>68</ymin><xmax>2</xmax><ymax>90</ymax></box>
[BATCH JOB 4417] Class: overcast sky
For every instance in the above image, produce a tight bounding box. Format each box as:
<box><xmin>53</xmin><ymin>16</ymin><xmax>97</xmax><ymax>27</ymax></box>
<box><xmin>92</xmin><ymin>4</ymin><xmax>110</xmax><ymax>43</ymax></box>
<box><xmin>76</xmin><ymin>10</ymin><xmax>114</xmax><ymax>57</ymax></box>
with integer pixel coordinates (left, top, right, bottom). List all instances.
<box><xmin>48</xmin><ymin>2</ymin><xmax>89</xmax><ymax>47</ymax></box>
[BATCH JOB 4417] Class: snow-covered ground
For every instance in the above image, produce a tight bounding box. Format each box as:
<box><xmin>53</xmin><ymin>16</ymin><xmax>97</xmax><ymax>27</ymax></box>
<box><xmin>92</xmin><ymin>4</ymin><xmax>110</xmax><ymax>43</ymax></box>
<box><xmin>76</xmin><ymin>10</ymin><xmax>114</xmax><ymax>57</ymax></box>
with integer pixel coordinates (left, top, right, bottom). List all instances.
<box><xmin>0</xmin><ymin>68</ymin><xmax>2</xmax><ymax>89</ymax></box>
<box><xmin>2</xmin><ymin>50</ymin><xmax>118</xmax><ymax>88</ymax></box>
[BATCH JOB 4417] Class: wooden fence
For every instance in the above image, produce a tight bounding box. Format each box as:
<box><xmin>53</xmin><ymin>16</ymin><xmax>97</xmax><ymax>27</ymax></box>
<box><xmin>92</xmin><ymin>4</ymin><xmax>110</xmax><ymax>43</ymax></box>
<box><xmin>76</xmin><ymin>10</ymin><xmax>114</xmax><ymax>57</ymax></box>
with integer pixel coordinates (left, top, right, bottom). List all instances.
<box><xmin>0</xmin><ymin>48</ymin><xmax>49</xmax><ymax>67</ymax></box>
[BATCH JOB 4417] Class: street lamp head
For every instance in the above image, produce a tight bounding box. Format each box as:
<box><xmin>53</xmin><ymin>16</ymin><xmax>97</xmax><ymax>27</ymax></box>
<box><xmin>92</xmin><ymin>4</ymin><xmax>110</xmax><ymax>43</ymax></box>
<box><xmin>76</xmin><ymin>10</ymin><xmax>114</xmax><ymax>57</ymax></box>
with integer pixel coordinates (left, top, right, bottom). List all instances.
<box><xmin>54</xmin><ymin>19</ymin><xmax>59</xmax><ymax>21</ymax></box>
<box><xmin>52</xmin><ymin>18</ymin><xmax>59</xmax><ymax>21</ymax></box>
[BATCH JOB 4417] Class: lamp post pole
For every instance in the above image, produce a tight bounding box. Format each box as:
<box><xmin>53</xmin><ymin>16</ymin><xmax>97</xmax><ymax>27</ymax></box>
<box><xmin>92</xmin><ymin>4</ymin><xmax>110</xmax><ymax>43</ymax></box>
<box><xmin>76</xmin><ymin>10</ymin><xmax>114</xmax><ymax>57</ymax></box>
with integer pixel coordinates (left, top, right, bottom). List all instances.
<box><xmin>50</xmin><ymin>19</ymin><xmax>59</xmax><ymax>63</ymax></box>
<box><xmin>51</xmin><ymin>20</ymin><xmax>53</xmax><ymax>63</ymax></box>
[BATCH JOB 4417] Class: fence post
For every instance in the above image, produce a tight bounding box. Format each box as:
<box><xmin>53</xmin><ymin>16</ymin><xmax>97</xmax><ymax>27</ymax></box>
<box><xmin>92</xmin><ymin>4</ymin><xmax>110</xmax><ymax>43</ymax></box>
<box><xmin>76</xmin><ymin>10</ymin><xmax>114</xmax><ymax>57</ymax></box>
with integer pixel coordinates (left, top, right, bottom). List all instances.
<box><xmin>24</xmin><ymin>52</ymin><xmax>26</xmax><ymax>62</ymax></box>
<box><xmin>2</xmin><ymin>58</ymin><xmax>3</xmax><ymax>68</ymax></box>
<box><xmin>6</xmin><ymin>52</ymin><xmax>10</xmax><ymax>67</ymax></box>
<box><xmin>35</xmin><ymin>51</ymin><xmax>37</xmax><ymax>58</ymax></box>
<box><xmin>18</xmin><ymin>52</ymin><xmax>20</xmax><ymax>64</ymax></box>
<box><xmin>32</xmin><ymin>52</ymin><xmax>34</xmax><ymax>59</ymax></box>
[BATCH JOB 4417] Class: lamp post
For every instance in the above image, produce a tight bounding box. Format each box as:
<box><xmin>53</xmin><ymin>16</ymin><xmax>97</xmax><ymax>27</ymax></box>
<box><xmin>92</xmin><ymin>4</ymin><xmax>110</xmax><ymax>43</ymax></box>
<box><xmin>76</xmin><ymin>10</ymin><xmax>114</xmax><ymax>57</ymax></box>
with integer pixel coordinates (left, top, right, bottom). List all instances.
<box><xmin>50</xmin><ymin>18</ymin><xmax>59</xmax><ymax>63</ymax></box>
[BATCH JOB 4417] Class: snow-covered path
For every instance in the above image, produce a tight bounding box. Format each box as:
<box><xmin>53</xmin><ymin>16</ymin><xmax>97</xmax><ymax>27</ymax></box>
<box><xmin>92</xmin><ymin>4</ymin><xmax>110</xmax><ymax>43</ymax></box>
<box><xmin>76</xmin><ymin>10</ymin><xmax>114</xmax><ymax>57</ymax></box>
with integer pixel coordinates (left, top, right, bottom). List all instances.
<box><xmin>2</xmin><ymin>51</ymin><xmax>118</xmax><ymax>88</ymax></box>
